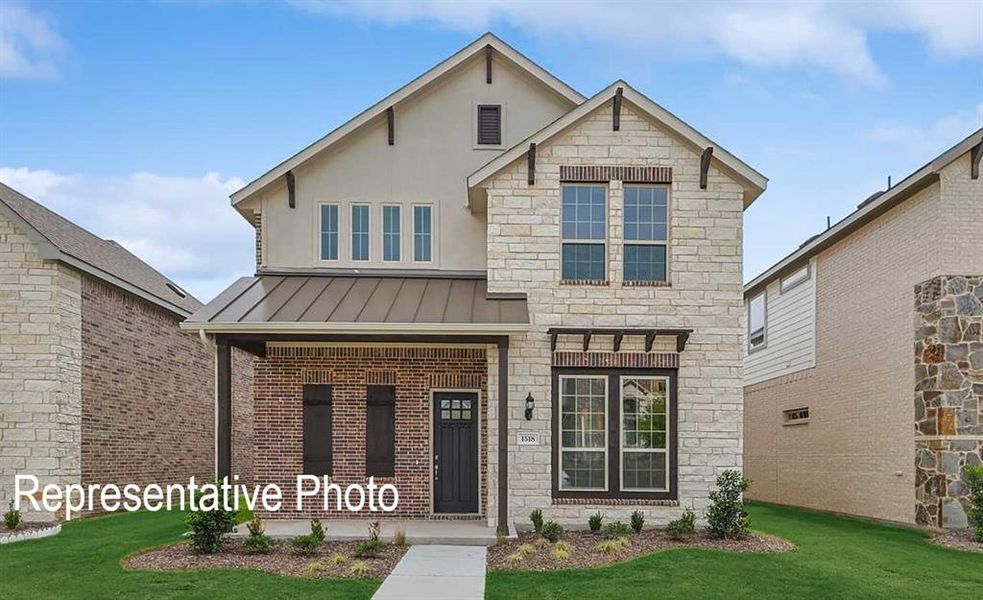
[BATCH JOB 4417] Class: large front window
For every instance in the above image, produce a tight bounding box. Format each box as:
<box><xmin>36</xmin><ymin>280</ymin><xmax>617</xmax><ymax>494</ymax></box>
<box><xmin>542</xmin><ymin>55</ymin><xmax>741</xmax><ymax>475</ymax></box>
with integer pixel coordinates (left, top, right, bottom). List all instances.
<box><xmin>558</xmin><ymin>376</ymin><xmax>607</xmax><ymax>491</ymax></box>
<box><xmin>561</xmin><ymin>185</ymin><xmax>606</xmax><ymax>281</ymax></box>
<box><xmin>623</xmin><ymin>186</ymin><xmax>668</xmax><ymax>282</ymax></box>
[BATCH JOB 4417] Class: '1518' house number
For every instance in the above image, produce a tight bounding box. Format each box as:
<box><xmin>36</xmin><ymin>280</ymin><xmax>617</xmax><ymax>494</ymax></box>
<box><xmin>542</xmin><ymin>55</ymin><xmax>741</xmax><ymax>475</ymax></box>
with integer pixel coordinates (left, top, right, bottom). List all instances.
<box><xmin>517</xmin><ymin>432</ymin><xmax>539</xmax><ymax>445</ymax></box>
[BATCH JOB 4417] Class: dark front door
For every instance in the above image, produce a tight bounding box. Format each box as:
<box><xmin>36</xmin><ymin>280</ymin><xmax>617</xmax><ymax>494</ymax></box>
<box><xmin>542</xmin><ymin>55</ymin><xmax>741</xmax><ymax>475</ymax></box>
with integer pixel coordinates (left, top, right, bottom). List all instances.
<box><xmin>433</xmin><ymin>391</ymin><xmax>479</xmax><ymax>513</ymax></box>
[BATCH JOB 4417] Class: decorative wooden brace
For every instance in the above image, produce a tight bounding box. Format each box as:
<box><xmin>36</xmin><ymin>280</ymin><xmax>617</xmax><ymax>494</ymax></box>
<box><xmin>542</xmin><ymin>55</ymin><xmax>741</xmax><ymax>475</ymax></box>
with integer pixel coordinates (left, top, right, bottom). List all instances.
<box><xmin>527</xmin><ymin>143</ymin><xmax>536</xmax><ymax>185</ymax></box>
<box><xmin>485</xmin><ymin>45</ymin><xmax>493</xmax><ymax>84</ymax></box>
<box><xmin>700</xmin><ymin>146</ymin><xmax>714</xmax><ymax>190</ymax></box>
<box><xmin>613</xmin><ymin>86</ymin><xmax>623</xmax><ymax>131</ymax></box>
<box><xmin>386</xmin><ymin>107</ymin><xmax>395</xmax><ymax>146</ymax></box>
<box><xmin>285</xmin><ymin>170</ymin><xmax>295</xmax><ymax>209</ymax></box>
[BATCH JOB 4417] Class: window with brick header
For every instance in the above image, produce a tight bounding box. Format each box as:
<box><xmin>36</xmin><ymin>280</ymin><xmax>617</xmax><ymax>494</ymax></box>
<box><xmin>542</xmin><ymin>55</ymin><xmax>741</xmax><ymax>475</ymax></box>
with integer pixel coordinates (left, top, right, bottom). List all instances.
<box><xmin>623</xmin><ymin>186</ymin><xmax>668</xmax><ymax>282</ymax></box>
<box><xmin>302</xmin><ymin>384</ymin><xmax>333</xmax><ymax>476</ymax></box>
<box><xmin>366</xmin><ymin>386</ymin><xmax>396</xmax><ymax>477</ymax></box>
<box><xmin>561</xmin><ymin>185</ymin><xmax>607</xmax><ymax>281</ymax></box>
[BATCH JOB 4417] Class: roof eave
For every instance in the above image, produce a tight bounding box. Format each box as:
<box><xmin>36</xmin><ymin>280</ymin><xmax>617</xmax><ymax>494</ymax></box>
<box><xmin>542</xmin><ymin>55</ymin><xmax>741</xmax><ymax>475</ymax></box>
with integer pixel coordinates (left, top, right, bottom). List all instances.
<box><xmin>179</xmin><ymin>321</ymin><xmax>530</xmax><ymax>336</ymax></box>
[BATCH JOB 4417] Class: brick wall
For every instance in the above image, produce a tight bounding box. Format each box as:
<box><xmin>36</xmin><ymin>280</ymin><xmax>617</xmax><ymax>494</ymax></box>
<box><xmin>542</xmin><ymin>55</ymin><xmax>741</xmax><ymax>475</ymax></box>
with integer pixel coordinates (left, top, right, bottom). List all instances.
<box><xmin>484</xmin><ymin>101</ymin><xmax>747</xmax><ymax>527</ymax></box>
<box><xmin>81</xmin><ymin>276</ymin><xmax>254</xmax><ymax>491</ymax></box>
<box><xmin>0</xmin><ymin>215</ymin><xmax>82</xmax><ymax>521</ymax></box>
<box><xmin>253</xmin><ymin>344</ymin><xmax>487</xmax><ymax>519</ymax></box>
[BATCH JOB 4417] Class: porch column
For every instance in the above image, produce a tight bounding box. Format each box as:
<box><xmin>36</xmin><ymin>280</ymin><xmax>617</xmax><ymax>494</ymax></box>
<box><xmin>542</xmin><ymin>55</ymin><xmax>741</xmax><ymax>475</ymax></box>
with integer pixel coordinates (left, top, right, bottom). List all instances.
<box><xmin>497</xmin><ymin>338</ymin><xmax>509</xmax><ymax>535</ymax></box>
<box><xmin>216</xmin><ymin>338</ymin><xmax>232</xmax><ymax>481</ymax></box>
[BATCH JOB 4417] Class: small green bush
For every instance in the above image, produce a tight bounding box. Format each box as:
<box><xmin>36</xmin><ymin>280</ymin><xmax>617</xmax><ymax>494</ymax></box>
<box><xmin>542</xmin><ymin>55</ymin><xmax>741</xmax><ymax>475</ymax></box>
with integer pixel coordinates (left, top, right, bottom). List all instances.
<box><xmin>595</xmin><ymin>539</ymin><xmax>622</xmax><ymax>555</ymax></box>
<box><xmin>588</xmin><ymin>511</ymin><xmax>603</xmax><ymax>533</ymax></box>
<box><xmin>966</xmin><ymin>465</ymin><xmax>983</xmax><ymax>543</ymax></box>
<box><xmin>540</xmin><ymin>520</ymin><xmax>563</xmax><ymax>542</ymax></box>
<box><xmin>666</xmin><ymin>508</ymin><xmax>696</xmax><ymax>539</ymax></box>
<box><xmin>530</xmin><ymin>508</ymin><xmax>544</xmax><ymax>533</ymax></box>
<box><xmin>630</xmin><ymin>510</ymin><xmax>645</xmax><ymax>533</ymax></box>
<box><xmin>553</xmin><ymin>540</ymin><xmax>571</xmax><ymax>552</ymax></box>
<box><xmin>242</xmin><ymin>516</ymin><xmax>274</xmax><ymax>554</ymax></box>
<box><xmin>331</xmin><ymin>553</ymin><xmax>349</xmax><ymax>565</ymax></box>
<box><xmin>349</xmin><ymin>560</ymin><xmax>371</xmax><ymax>578</ymax></box>
<box><xmin>184</xmin><ymin>494</ymin><xmax>236</xmax><ymax>554</ymax></box>
<box><xmin>551</xmin><ymin>546</ymin><xmax>569</xmax><ymax>562</ymax></box>
<box><xmin>706</xmin><ymin>469</ymin><xmax>751</xmax><ymax>539</ymax></box>
<box><xmin>604</xmin><ymin>520</ymin><xmax>631</xmax><ymax>537</ymax></box>
<box><xmin>292</xmin><ymin>519</ymin><xmax>326</xmax><ymax>555</ymax></box>
<box><xmin>517</xmin><ymin>543</ymin><xmax>536</xmax><ymax>556</ymax></box>
<box><xmin>354</xmin><ymin>538</ymin><xmax>387</xmax><ymax>558</ymax></box>
<box><xmin>4</xmin><ymin>501</ymin><xmax>22</xmax><ymax>530</ymax></box>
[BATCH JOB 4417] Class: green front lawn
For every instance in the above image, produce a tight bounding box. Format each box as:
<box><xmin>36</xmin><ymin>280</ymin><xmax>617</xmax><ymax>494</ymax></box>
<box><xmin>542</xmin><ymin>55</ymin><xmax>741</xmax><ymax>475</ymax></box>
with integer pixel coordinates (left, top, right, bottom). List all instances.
<box><xmin>1</xmin><ymin>503</ymin><xmax>979</xmax><ymax>599</ymax></box>
<box><xmin>486</xmin><ymin>502</ymin><xmax>983</xmax><ymax>599</ymax></box>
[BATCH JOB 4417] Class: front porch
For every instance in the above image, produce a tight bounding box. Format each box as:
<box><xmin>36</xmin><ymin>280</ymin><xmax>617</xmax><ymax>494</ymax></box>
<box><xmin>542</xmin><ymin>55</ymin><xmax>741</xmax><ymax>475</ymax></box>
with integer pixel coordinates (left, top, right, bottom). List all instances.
<box><xmin>230</xmin><ymin>517</ymin><xmax>512</xmax><ymax>546</ymax></box>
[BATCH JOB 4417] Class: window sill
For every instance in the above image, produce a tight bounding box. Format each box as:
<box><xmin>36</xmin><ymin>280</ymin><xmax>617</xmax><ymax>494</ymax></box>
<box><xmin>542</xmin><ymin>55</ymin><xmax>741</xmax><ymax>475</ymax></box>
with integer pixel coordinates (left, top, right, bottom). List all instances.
<box><xmin>622</xmin><ymin>280</ymin><xmax>671</xmax><ymax>288</ymax></box>
<box><xmin>560</xmin><ymin>279</ymin><xmax>609</xmax><ymax>286</ymax></box>
<box><xmin>552</xmin><ymin>497</ymin><xmax>679</xmax><ymax>507</ymax></box>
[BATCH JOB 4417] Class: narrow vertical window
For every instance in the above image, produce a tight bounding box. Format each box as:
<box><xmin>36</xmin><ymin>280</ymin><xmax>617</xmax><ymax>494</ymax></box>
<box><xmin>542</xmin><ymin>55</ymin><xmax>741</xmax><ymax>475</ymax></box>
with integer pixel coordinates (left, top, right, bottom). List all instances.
<box><xmin>621</xmin><ymin>377</ymin><xmax>669</xmax><ymax>491</ymax></box>
<box><xmin>351</xmin><ymin>205</ymin><xmax>370</xmax><ymax>261</ymax></box>
<box><xmin>558</xmin><ymin>376</ymin><xmax>607</xmax><ymax>490</ymax></box>
<box><xmin>748</xmin><ymin>292</ymin><xmax>767</xmax><ymax>351</ymax></box>
<box><xmin>366</xmin><ymin>386</ymin><xmax>396</xmax><ymax>477</ymax></box>
<box><xmin>623</xmin><ymin>186</ymin><xmax>668</xmax><ymax>282</ymax></box>
<box><xmin>413</xmin><ymin>205</ymin><xmax>432</xmax><ymax>262</ymax></box>
<box><xmin>383</xmin><ymin>205</ymin><xmax>401</xmax><ymax>262</ymax></box>
<box><xmin>319</xmin><ymin>204</ymin><xmax>339</xmax><ymax>261</ymax></box>
<box><xmin>561</xmin><ymin>185</ymin><xmax>607</xmax><ymax>282</ymax></box>
<box><xmin>476</xmin><ymin>104</ymin><xmax>501</xmax><ymax>145</ymax></box>
<box><xmin>302</xmin><ymin>385</ymin><xmax>332</xmax><ymax>476</ymax></box>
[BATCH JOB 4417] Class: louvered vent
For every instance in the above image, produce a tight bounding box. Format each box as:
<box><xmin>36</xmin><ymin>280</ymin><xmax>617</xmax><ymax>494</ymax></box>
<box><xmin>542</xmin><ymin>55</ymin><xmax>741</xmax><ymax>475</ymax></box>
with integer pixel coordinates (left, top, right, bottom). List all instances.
<box><xmin>477</xmin><ymin>104</ymin><xmax>501</xmax><ymax>145</ymax></box>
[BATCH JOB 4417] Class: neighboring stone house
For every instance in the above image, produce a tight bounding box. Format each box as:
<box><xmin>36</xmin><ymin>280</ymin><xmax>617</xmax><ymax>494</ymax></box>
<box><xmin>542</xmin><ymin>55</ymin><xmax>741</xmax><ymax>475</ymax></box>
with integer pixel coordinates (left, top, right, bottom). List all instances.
<box><xmin>742</xmin><ymin>129</ymin><xmax>983</xmax><ymax>528</ymax></box>
<box><xmin>0</xmin><ymin>183</ymin><xmax>252</xmax><ymax>520</ymax></box>
<box><xmin>183</xmin><ymin>33</ymin><xmax>767</xmax><ymax>532</ymax></box>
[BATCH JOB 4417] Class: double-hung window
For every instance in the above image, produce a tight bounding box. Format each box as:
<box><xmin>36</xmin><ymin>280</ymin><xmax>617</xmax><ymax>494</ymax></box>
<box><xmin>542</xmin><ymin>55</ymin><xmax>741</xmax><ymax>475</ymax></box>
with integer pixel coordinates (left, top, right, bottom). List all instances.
<box><xmin>748</xmin><ymin>291</ymin><xmax>767</xmax><ymax>351</ymax></box>
<box><xmin>351</xmin><ymin>205</ymin><xmax>370</xmax><ymax>261</ymax></box>
<box><xmin>382</xmin><ymin>206</ymin><xmax>401</xmax><ymax>262</ymax></box>
<box><xmin>558</xmin><ymin>376</ymin><xmax>607</xmax><ymax>491</ymax></box>
<box><xmin>561</xmin><ymin>185</ymin><xmax>607</xmax><ymax>281</ymax></box>
<box><xmin>623</xmin><ymin>186</ymin><xmax>668</xmax><ymax>282</ymax></box>
<box><xmin>319</xmin><ymin>204</ymin><xmax>339</xmax><ymax>261</ymax></box>
<box><xmin>621</xmin><ymin>377</ymin><xmax>669</xmax><ymax>491</ymax></box>
<box><xmin>413</xmin><ymin>205</ymin><xmax>432</xmax><ymax>262</ymax></box>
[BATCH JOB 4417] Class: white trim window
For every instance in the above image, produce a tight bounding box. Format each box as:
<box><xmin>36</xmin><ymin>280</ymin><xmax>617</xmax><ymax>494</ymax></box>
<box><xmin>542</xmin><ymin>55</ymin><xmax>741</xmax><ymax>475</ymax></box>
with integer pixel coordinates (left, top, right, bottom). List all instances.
<box><xmin>558</xmin><ymin>375</ymin><xmax>608</xmax><ymax>491</ymax></box>
<box><xmin>748</xmin><ymin>291</ymin><xmax>767</xmax><ymax>351</ymax></box>
<box><xmin>351</xmin><ymin>204</ymin><xmax>370</xmax><ymax>261</ymax></box>
<box><xmin>382</xmin><ymin>205</ymin><xmax>401</xmax><ymax>262</ymax></box>
<box><xmin>780</xmin><ymin>264</ymin><xmax>810</xmax><ymax>293</ymax></box>
<box><xmin>413</xmin><ymin>205</ymin><xmax>432</xmax><ymax>263</ymax></box>
<box><xmin>623</xmin><ymin>186</ymin><xmax>668</xmax><ymax>282</ymax></box>
<box><xmin>561</xmin><ymin>185</ymin><xmax>607</xmax><ymax>281</ymax></box>
<box><xmin>620</xmin><ymin>376</ymin><xmax>669</xmax><ymax>492</ymax></box>
<box><xmin>319</xmin><ymin>204</ymin><xmax>340</xmax><ymax>261</ymax></box>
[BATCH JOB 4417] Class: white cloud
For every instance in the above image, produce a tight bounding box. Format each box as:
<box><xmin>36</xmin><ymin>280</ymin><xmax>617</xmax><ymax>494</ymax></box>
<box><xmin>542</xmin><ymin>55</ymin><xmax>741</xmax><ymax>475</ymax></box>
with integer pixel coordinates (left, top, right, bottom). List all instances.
<box><xmin>0</xmin><ymin>2</ymin><xmax>69</xmax><ymax>80</ymax></box>
<box><xmin>869</xmin><ymin>103</ymin><xmax>983</xmax><ymax>156</ymax></box>
<box><xmin>0</xmin><ymin>167</ymin><xmax>254</xmax><ymax>301</ymax></box>
<box><xmin>294</xmin><ymin>0</ymin><xmax>983</xmax><ymax>86</ymax></box>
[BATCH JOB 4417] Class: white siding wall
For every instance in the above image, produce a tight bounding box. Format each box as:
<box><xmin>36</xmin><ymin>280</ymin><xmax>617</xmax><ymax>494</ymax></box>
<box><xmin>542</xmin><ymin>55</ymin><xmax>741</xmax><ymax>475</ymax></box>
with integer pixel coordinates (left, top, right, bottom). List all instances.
<box><xmin>743</xmin><ymin>258</ymin><xmax>816</xmax><ymax>385</ymax></box>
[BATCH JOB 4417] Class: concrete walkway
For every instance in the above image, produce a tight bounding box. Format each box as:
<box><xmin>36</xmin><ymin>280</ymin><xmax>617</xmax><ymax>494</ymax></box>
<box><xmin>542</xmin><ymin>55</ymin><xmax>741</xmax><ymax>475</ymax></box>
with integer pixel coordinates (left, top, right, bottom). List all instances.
<box><xmin>372</xmin><ymin>545</ymin><xmax>486</xmax><ymax>600</ymax></box>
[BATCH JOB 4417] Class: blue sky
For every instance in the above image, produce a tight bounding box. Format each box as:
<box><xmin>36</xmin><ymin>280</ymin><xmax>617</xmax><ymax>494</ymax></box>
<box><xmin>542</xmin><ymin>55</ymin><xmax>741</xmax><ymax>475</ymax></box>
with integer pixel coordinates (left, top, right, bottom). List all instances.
<box><xmin>1</xmin><ymin>1</ymin><xmax>981</xmax><ymax>300</ymax></box>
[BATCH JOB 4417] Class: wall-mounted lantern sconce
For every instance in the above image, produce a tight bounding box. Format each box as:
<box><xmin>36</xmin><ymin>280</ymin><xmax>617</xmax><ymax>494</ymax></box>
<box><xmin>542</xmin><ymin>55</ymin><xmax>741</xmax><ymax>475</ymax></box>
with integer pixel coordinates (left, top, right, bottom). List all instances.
<box><xmin>524</xmin><ymin>393</ymin><xmax>535</xmax><ymax>421</ymax></box>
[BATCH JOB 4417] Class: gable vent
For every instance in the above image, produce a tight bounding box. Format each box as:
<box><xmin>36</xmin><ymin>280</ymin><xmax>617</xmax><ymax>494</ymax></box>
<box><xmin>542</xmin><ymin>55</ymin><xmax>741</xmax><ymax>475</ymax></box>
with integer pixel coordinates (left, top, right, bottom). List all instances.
<box><xmin>477</xmin><ymin>104</ymin><xmax>502</xmax><ymax>145</ymax></box>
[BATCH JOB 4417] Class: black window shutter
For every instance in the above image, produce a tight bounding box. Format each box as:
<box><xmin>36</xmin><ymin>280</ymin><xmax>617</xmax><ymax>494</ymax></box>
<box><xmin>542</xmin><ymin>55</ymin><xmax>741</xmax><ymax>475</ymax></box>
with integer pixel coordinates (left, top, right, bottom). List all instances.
<box><xmin>302</xmin><ymin>384</ymin><xmax>333</xmax><ymax>475</ymax></box>
<box><xmin>366</xmin><ymin>386</ymin><xmax>396</xmax><ymax>477</ymax></box>
<box><xmin>477</xmin><ymin>105</ymin><xmax>501</xmax><ymax>145</ymax></box>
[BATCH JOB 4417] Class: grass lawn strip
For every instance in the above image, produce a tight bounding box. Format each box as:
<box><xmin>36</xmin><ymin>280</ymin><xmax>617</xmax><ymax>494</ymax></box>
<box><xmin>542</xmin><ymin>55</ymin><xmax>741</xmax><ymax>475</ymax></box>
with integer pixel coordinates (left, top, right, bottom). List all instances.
<box><xmin>124</xmin><ymin>537</ymin><xmax>407</xmax><ymax>579</ymax></box>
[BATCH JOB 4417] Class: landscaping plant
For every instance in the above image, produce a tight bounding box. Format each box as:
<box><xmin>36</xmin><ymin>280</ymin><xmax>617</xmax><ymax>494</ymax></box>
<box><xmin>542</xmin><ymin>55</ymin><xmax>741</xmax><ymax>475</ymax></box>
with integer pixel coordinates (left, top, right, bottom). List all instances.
<box><xmin>530</xmin><ymin>508</ymin><xmax>544</xmax><ymax>533</ymax></box>
<box><xmin>706</xmin><ymin>469</ymin><xmax>751</xmax><ymax>539</ymax></box>
<box><xmin>630</xmin><ymin>510</ymin><xmax>645</xmax><ymax>533</ymax></box>
<box><xmin>517</xmin><ymin>543</ymin><xmax>535</xmax><ymax>556</ymax></box>
<box><xmin>540</xmin><ymin>520</ymin><xmax>563</xmax><ymax>542</ymax></box>
<box><xmin>331</xmin><ymin>553</ymin><xmax>349</xmax><ymax>565</ymax></box>
<box><xmin>349</xmin><ymin>560</ymin><xmax>371</xmax><ymax>578</ymax></box>
<box><xmin>392</xmin><ymin>528</ymin><xmax>406</xmax><ymax>547</ymax></box>
<box><xmin>291</xmin><ymin>518</ymin><xmax>326</xmax><ymax>555</ymax></box>
<box><xmin>506</xmin><ymin>552</ymin><xmax>524</xmax><ymax>566</ymax></box>
<box><xmin>604</xmin><ymin>520</ymin><xmax>631</xmax><ymax>537</ymax></box>
<box><xmin>368</xmin><ymin>519</ymin><xmax>382</xmax><ymax>542</ymax></box>
<box><xmin>4</xmin><ymin>501</ymin><xmax>22</xmax><ymax>530</ymax></box>
<box><xmin>184</xmin><ymin>494</ymin><xmax>236</xmax><ymax>554</ymax></box>
<box><xmin>242</xmin><ymin>516</ymin><xmax>274</xmax><ymax>555</ymax></box>
<box><xmin>551</xmin><ymin>546</ymin><xmax>569</xmax><ymax>562</ymax></box>
<box><xmin>966</xmin><ymin>464</ymin><xmax>983</xmax><ymax>542</ymax></box>
<box><xmin>595</xmin><ymin>537</ymin><xmax>627</xmax><ymax>555</ymax></box>
<box><xmin>354</xmin><ymin>539</ymin><xmax>387</xmax><ymax>558</ymax></box>
<box><xmin>666</xmin><ymin>508</ymin><xmax>696</xmax><ymax>539</ymax></box>
<box><xmin>588</xmin><ymin>511</ymin><xmax>603</xmax><ymax>533</ymax></box>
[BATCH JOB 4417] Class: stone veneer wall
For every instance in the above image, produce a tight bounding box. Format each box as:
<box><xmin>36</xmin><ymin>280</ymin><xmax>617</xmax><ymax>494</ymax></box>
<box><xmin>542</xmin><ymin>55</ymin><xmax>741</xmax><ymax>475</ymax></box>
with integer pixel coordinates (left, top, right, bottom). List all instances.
<box><xmin>914</xmin><ymin>274</ymin><xmax>983</xmax><ymax>528</ymax></box>
<box><xmin>0</xmin><ymin>215</ymin><xmax>82</xmax><ymax>521</ymax></box>
<box><xmin>253</xmin><ymin>345</ymin><xmax>487</xmax><ymax>519</ymax></box>
<box><xmin>483</xmin><ymin>101</ymin><xmax>746</xmax><ymax>527</ymax></box>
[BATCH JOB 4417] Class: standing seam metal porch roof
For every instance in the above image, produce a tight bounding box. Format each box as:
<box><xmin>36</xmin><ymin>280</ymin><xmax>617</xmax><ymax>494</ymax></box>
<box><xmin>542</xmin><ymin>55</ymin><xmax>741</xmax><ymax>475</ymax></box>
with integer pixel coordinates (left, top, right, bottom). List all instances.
<box><xmin>181</xmin><ymin>275</ymin><xmax>529</xmax><ymax>334</ymax></box>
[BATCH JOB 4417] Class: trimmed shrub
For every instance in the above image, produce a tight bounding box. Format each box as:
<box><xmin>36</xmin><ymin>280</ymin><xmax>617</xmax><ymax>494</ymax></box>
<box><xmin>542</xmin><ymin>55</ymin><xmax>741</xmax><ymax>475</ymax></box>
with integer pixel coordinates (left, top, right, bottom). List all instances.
<box><xmin>666</xmin><ymin>509</ymin><xmax>696</xmax><ymax>539</ymax></box>
<box><xmin>630</xmin><ymin>510</ymin><xmax>645</xmax><ymax>533</ymax></box>
<box><xmin>966</xmin><ymin>465</ymin><xmax>983</xmax><ymax>542</ymax></box>
<box><xmin>540</xmin><ymin>520</ymin><xmax>563</xmax><ymax>543</ymax></box>
<box><xmin>185</xmin><ymin>496</ymin><xmax>236</xmax><ymax>554</ymax></box>
<box><xmin>354</xmin><ymin>539</ymin><xmax>387</xmax><ymax>558</ymax></box>
<box><xmin>588</xmin><ymin>512</ymin><xmax>603</xmax><ymax>533</ymax></box>
<box><xmin>292</xmin><ymin>519</ymin><xmax>326</xmax><ymax>555</ymax></box>
<box><xmin>242</xmin><ymin>516</ymin><xmax>274</xmax><ymax>554</ymax></box>
<box><xmin>604</xmin><ymin>521</ymin><xmax>631</xmax><ymax>537</ymax></box>
<box><xmin>530</xmin><ymin>508</ymin><xmax>544</xmax><ymax>533</ymax></box>
<box><xmin>4</xmin><ymin>501</ymin><xmax>22</xmax><ymax>530</ymax></box>
<box><xmin>706</xmin><ymin>470</ymin><xmax>751</xmax><ymax>539</ymax></box>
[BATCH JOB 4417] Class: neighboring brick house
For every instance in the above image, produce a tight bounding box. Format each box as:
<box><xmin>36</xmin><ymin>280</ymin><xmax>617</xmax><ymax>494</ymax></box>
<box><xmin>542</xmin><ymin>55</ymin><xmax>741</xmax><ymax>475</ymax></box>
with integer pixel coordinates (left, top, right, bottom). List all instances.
<box><xmin>0</xmin><ymin>183</ymin><xmax>252</xmax><ymax>520</ymax></box>
<box><xmin>742</xmin><ymin>129</ymin><xmax>983</xmax><ymax>528</ymax></box>
<box><xmin>184</xmin><ymin>34</ymin><xmax>767</xmax><ymax>532</ymax></box>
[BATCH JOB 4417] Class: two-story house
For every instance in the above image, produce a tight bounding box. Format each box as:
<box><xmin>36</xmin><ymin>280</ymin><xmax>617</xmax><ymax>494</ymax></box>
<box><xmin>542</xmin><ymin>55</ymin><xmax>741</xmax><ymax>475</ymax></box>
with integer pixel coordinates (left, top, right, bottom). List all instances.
<box><xmin>183</xmin><ymin>33</ymin><xmax>767</xmax><ymax>534</ymax></box>
<box><xmin>742</xmin><ymin>129</ymin><xmax>982</xmax><ymax>529</ymax></box>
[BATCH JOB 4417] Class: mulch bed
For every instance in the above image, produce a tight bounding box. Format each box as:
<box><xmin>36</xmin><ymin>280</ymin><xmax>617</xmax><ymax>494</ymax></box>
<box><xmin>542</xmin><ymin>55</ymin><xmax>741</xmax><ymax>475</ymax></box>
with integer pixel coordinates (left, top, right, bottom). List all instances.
<box><xmin>488</xmin><ymin>529</ymin><xmax>795</xmax><ymax>571</ymax></box>
<box><xmin>123</xmin><ymin>538</ymin><xmax>408</xmax><ymax>580</ymax></box>
<box><xmin>1</xmin><ymin>522</ymin><xmax>57</xmax><ymax>539</ymax></box>
<box><xmin>929</xmin><ymin>529</ymin><xmax>983</xmax><ymax>553</ymax></box>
